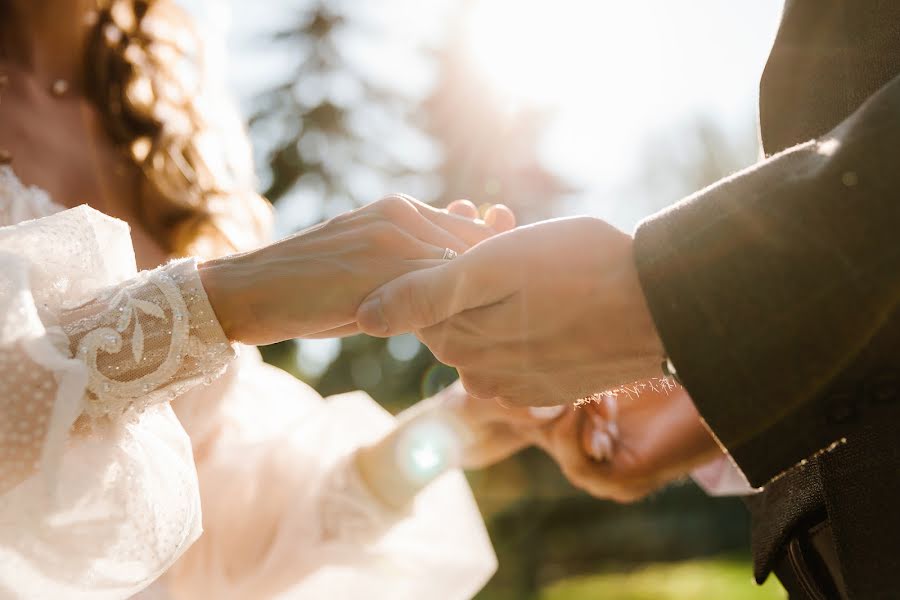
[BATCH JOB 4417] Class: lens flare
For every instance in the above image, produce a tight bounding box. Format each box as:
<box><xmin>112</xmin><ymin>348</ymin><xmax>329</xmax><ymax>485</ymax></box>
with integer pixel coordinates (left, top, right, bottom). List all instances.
<box><xmin>395</xmin><ymin>415</ymin><xmax>461</xmax><ymax>484</ymax></box>
<box><xmin>411</xmin><ymin>442</ymin><xmax>441</xmax><ymax>473</ymax></box>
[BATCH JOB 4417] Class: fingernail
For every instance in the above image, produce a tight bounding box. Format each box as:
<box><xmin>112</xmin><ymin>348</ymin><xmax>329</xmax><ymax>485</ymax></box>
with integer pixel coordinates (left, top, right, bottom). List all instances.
<box><xmin>603</xmin><ymin>394</ymin><xmax>619</xmax><ymax>420</ymax></box>
<box><xmin>359</xmin><ymin>297</ymin><xmax>388</xmax><ymax>334</ymax></box>
<box><xmin>447</xmin><ymin>199</ymin><xmax>478</xmax><ymax>218</ymax></box>
<box><xmin>590</xmin><ymin>431</ymin><xmax>613</xmax><ymax>461</ymax></box>
<box><xmin>529</xmin><ymin>406</ymin><xmax>566</xmax><ymax>420</ymax></box>
<box><xmin>484</xmin><ymin>204</ymin><xmax>515</xmax><ymax>231</ymax></box>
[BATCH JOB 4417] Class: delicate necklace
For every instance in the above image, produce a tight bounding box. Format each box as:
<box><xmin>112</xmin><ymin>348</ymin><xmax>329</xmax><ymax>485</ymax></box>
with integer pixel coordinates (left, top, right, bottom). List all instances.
<box><xmin>50</xmin><ymin>78</ymin><xmax>70</xmax><ymax>97</ymax></box>
<box><xmin>0</xmin><ymin>61</ymin><xmax>81</xmax><ymax>165</ymax></box>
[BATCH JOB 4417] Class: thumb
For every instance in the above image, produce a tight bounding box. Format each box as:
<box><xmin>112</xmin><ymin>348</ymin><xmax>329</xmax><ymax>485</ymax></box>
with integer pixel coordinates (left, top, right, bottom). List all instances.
<box><xmin>357</xmin><ymin>259</ymin><xmax>479</xmax><ymax>336</ymax></box>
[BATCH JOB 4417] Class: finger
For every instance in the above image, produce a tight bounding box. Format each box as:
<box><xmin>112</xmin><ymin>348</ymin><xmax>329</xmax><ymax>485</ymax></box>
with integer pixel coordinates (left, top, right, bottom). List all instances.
<box><xmin>484</xmin><ymin>204</ymin><xmax>516</xmax><ymax>232</ymax></box>
<box><xmin>581</xmin><ymin>411</ymin><xmax>615</xmax><ymax>461</ymax></box>
<box><xmin>463</xmin><ymin>426</ymin><xmax>530</xmax><ymax>469</ymax></box>
<box><xmin>446</xmin><ymin>199</ymin><xmax>479</xmax><ymax>219</ymax></box>
<box><xmin>459</xmin><ymin>369</ymin><xmax>513</xmax><ymax>400</ymax></box>
<box><xmin>405</xmin><ymin>208</ymin><xmax>470</xmax><ymax>254</ymax></box>
<box><xmin>373</xmin><ymin>194</ymin><xmax>470</xmax><ymax>253</ymax></box>
<box><xmin>414</xmin><ymin>241</ymin><xmax>461</xmax><ymax>261</ymax></box>
<box><xmin>357</xmin><ymin>251</ymin><xmax>503</xmax><ymax>336</ymax></box>
<box><xmin>411</xmin><ymin>199</ymin><xmax>499</xmax><ymax>246</ymax></box>
<box><xmin>544</xmin><ymin>410</ymin><xmax>590</xmax><ymax>467</ymax></box>
<box><xmin>553</xmin><ymin>416</ymin><xmax>623</xmax><ymax>498</ymax></box>
<box><xmin>356</xmin><ymin>263</ymin><xmax>457</xmax><ymax>336</ymax></box>
<box><xmin>301</xmin><ymin>322</ymin><xmax>360</xmax><ymax>338</ymax></box>
<box><xmin>551</xmin><ymin>411</ymin><xmax>602</xmax><ymax>471</ymax></box>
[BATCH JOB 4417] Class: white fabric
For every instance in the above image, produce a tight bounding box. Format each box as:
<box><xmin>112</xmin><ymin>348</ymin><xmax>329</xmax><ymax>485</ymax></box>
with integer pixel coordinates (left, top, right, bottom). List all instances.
<box><xmin>0</xmin><ymin>166</ymin><xmax>496</xmax><ymax>599</ymax></box>
<box><xmin>162</xmin><ymin>381</ymin><xmax>496</xmax><ymax>600</ymax></box>
<box><xmin>0</xmin><ymin>166</ymin><xmax>232</xmax><ymax>599</ymax></box>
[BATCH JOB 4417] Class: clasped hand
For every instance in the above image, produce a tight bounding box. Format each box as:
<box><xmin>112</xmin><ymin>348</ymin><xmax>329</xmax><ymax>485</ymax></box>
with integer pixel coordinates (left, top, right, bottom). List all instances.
<box><xmin>357</xmin><ymin>216</ymin><xmax>666</xmax><ymax>406</ymax></box>
<box><xmin>200</xmin><ymin>195</ymin><xmax>719</xmax><ymax>503</ymax></box>
<box><xmin>199</xmin><ymin>195</ymin><xmax>514</xmax><ymax>345</ymax></box>
<box><xmin>433</xmin><ymin>380</ymin><xmax>721</xmax><ymax>503</ymax></box>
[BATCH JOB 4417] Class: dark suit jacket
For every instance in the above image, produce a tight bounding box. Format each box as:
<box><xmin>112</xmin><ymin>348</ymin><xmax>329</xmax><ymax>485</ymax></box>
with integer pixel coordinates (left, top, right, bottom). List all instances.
<box><xmin>634</xmin><ymin>1</ymin><xmax>900</xmax><ymax>597</ymax></box>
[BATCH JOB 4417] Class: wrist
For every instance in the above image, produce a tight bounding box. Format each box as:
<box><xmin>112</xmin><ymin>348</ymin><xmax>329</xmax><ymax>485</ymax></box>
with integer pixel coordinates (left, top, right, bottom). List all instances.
<box><xmin>198</xmin><ymin>255</ymin><xmax>249</xmax><ymax>342</ymax></box>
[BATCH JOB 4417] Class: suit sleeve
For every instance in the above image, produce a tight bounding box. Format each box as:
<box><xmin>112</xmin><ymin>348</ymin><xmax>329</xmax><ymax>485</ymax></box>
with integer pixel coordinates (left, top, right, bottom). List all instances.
<box><xmin>633</xmin><ymin>73</ymin><xmax>900</xmax><ymax>487</ymax></box>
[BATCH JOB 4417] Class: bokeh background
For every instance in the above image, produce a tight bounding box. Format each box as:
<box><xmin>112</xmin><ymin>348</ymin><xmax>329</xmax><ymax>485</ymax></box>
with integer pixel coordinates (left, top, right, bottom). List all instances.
<box><xmin>186</xmin><ymin>1</ymin><xmax>788</xmax><ymax>597</ymax></box>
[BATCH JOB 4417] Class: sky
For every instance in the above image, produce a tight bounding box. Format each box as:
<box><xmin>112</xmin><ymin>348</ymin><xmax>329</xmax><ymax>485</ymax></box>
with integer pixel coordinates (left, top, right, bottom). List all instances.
<box><xmin>462</xmin><ymin>1</ymin><xmax>783</xmax><ymax>181</ymax></box>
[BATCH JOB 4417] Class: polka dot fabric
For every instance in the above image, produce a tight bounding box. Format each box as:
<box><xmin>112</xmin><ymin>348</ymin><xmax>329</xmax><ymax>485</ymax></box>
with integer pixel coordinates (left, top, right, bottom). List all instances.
<box><xmin>0</xmin><ymin>167</ymin><xmax>233</xmax><ymax>598</ymax></box>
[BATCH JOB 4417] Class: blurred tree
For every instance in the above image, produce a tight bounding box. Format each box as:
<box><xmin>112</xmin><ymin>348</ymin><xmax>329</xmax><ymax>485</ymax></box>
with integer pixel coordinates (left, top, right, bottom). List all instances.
<box><xmin>253</xmin><ymin>0</ymin><xmax>434</xmax><ymax>384</ymax></box>
<box><xmin>250</xmin><ymin>0</ymin><xmax>425</xmax><ymax>223</ymax></box>
<box><xmin>636</xmin><ymin>114</ymin><xmax>758</xmax><ymax>201</ymax></box>
<box><xmin>599</xmin><ymin>113</ymin><xmax>760</xmax><ymax>230</ymax></box>
<box><xmin>419</xmin><ymin>1</ymin><xmax>574</xmax><ymax>224</ymax></box>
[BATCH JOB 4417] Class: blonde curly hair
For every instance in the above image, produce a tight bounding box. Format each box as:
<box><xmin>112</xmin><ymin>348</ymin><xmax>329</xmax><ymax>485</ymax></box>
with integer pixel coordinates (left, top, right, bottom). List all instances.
<box><xmin>85</xmin><ymin>0</ymin><xmax>272</xmax><ymax>259</ymax></box>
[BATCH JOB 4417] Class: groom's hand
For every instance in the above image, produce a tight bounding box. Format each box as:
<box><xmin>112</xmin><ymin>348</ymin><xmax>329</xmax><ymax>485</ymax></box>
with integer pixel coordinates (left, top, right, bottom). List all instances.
<box><xmin>356</xmin><ymin>217</ymin><xmax>666</xmax><ymax>406</ymax></box>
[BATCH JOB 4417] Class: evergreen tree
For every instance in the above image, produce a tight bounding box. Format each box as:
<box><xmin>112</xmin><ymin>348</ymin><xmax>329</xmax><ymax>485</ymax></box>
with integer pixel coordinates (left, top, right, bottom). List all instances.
<box><xmin>253</xmin><ymin>0</ymin><xmax>427</xmax><ymax>386</ymax></box>
<box><xmin>251</xmin><ymin>1</ymin><xmax>419</xmax><ymax>222</ymax></box>
<box><xmin>419</xmin><ymin>5</ymin><xmax>573</xmax><ymax>224</ymax></box>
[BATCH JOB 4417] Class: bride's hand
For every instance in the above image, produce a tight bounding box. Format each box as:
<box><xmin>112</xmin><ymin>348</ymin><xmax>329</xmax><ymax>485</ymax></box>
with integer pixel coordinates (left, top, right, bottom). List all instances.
<box><xmin>199</xmin><ymin>195</ymin><xmax>514</xmax><ymax>345</ymax></box>
<box><xmin>533</xmin><ymin>384</ymin><xmax>721</xmax><ymax>502</ymax></box>
<box><xmin>411</xmin><ymin>381</ymin><xmax>559</xmax><ymax>469</ymax></box>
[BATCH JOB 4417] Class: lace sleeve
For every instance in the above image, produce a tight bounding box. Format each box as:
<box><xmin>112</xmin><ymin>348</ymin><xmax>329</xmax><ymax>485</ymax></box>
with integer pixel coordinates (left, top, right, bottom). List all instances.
<box><xmin>0</xmin><ymin>204</ymin><xmax>228</xmax><ymax>599</ymax></box>
<box><xmin>61</xmin><ymin>258</ymin><xmax>234</xmax><ymax>420</ymax></box>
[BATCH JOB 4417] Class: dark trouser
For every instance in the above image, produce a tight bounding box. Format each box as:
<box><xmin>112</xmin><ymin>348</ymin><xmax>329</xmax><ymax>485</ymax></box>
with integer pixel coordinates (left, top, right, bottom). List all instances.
<box><xmin>773</xmin><ymin>520</ymin><xmax>848</xmax><ymax>600</ymax></box>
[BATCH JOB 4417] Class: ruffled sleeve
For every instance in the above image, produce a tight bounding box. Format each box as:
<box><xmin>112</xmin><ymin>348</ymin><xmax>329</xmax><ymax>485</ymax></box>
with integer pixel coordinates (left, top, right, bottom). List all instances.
<box><xmin>161</xmin><ymin>357</ymin><xmax>496</xmax><ymax>600</ymax></box>
<box><xmin>0</xmin><ymin>200</ymin><xmax>235</xmax><ymax>599</ymax></box>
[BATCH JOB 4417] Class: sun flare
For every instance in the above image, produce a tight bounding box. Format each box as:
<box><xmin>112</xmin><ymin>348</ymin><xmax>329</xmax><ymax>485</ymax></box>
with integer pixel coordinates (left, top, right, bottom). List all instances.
<box><xmin>464</xmin><ymin>0</ymin><xmax>637</xmax><ymax>107</ymax></box>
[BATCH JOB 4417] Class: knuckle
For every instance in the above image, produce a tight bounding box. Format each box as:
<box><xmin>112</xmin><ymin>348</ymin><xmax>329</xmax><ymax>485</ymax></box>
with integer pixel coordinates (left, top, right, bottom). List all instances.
<box><xmin>330</xmin><ymin>206</ymin><xmax>358</xmax><ymax>225</ymax></box>
<box><xmin>431</xmin><ymin>339</ymin><xmax>463</xmax><ymax>366</ymax></box>
<box><xmin>461</xmin><ymin>374</ymin><xmax>500</xmax><ymax>399</ymax></box>
<box><xmin>376</xmin><ymin>194</ymin><xmax>415</xmax><ymax>218</ymax></box>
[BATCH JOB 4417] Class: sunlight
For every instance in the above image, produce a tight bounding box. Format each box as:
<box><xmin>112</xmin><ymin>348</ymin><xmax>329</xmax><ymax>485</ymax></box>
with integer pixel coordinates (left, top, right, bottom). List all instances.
<box><xmin>464</xmin><ymin>0</ymin><xmax>648</xmax><ymax>107</ymax></box>
<box><xmin>463</xmin><ymin>0</ymin><xmax>783</xmax><ymax>200</ymax></box>
<box><xmin>396</xmin><ymin>416</ymin><xmax>460</xmax><ymax>483</ymax></box>
<box><xmin>411</xmin><ymin>441</ymin><xmax>442</xmax><ymax>473</ymax></box>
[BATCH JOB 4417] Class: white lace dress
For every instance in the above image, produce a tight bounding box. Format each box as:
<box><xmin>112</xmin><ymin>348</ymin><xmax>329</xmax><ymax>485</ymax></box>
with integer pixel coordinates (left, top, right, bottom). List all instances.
<box><xmin>0</xmin><ymin>167</ymin><xmax>495</xmax><ymax>600</ymax></box>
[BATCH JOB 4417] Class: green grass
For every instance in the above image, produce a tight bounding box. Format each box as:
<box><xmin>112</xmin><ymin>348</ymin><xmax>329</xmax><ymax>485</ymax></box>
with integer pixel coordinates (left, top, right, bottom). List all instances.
<box><xmin>538</xmin><ymin>559</ymin><xmax>787</xmax><ymax>600</ymax></box>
